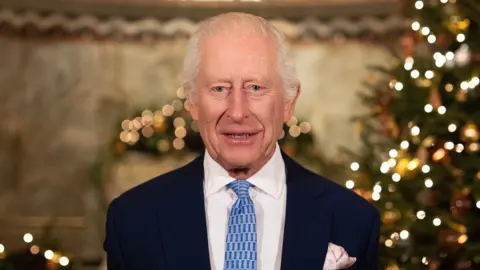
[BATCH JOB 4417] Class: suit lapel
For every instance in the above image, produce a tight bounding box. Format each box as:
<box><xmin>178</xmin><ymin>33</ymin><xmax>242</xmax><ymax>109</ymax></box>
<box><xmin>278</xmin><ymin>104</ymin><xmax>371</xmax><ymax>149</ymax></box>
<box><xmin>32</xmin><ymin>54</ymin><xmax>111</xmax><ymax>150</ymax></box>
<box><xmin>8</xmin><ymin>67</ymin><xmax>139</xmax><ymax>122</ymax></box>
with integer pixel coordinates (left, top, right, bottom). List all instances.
<box><xmin>155</xmin><ymin>155</ymin><xmax>211</xmax><ymax>270</ymax></box>
<box><xmin>280</xmin><ymin>153</ymin><xmax>332</xmax><ymax>270</ymax></box>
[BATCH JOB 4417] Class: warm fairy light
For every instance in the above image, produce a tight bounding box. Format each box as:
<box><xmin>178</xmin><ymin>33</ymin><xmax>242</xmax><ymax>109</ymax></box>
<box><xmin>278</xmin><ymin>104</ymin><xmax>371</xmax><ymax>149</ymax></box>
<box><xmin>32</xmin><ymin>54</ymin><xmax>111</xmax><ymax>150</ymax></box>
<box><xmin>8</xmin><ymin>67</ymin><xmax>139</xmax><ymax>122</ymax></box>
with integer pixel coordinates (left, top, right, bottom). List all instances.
<box><xmin>350</xmin><ymin>162</ymin><xmax>360</xmax><ymax>171</ymax></box>
<box><xmin>121</xmin><ymin>120</ymin><xmax>130</xmax><ymax>130</ymax></box>
<box><xmin>392</xmin><ymin>173</ymin><xmax>401</xmax><ymax>182</ymax></box>
<box><xmin>411</xmin><ymin>21</ymin><xmax>421</xmax><ymax>31</ymax></box>
<box><xmin>438</xmin><ymin>106</ymin><xmax>446</xmax><ymax>115</ymax></box>
<box><xmin>388</xmin><ymin>184</ymin><xmax>396</xmax><ymax>192</ymax></box>
<box><xmin>176</xmin><ymin>86</ymin><xmax>186</xmax><ymax>99</ymax></box>
<box><xmin>422</xmin><ymin>165</ymin><xmax>431</xmax><ymax>173</ymax></box>
<box><xmin>173</xmin><ymin>117</ymin><xmax>186</xmax><ymax>128</ymax></box>
<box><xmin>425</xmin><ymin>70</ymin><xmax>434</xmax><ymax>79</ymax></box>
<box><xmin>471</xmin><ymin>77</ymin><xmax>479</xmax><ymax>87</ymax></box>
<box><xmin>374</xmin><ymin>185</ymin><xmax>382</xmax><ymax>193</ymax></box>
<box><xmin>427</xmin><ymin>34</ymin><xmax>436</xmax><ymax>44</ymax></box>
<box><xmin>345</xmin><ymin>180</ymin><xmax>355</xmax><ymax>189</ymax></box>
<box><xmin>404</xmin><ymin>57</ymin><xmax>414</xmax><ymax>70</ymax></box>
<box><xmin>391</xmin><ymin>232</ymin><xmax>399</xmax><ymax>240</ymax></box>
<box><xmin>174</xmin><ymin>127</ymin><xmax>187</xmax><ymax>139</ymax></box>
<box><xmin>433</xmin><ymin>149</ymin><xmax>446</xmax><ymax>161</ymax></box>
<box><xmin>411</xmin><ymin>70</ymin><xmax>420</xmax><ymax>79</ymax></box>
<box><xmin>299</xmin><ymin>122</ymin><xmax>312</xmax><ymax>133</ymax></box>
<box><xmin>162</xmin><ymin>104</ymin><xmax>175</xmax><ymax>116</ymax></box>
<box><xmin>385</xmin><ymin>239</ymin><xmax>393</xmax><ymax>247</ymax></box>
<box><xmin>0</xmin><ymin>244</ymin><xmax>4</xmax><ymax>253</ymax></box>
<box><xmin>440</xmin><ymin>0</ymin><xmax>448</xmax><ymax>3</ymax></box>
<box><xmin>394</xmin><ymin>82</ymin><xmax>404</xmax><ymax>91</ymax></box>
<box><xmin>434</xmin><ymin>52</ymin><xmax>446</xmax><ymax>67</ymax></box>
<box><xmin>425</xmin><ymin>178</ymin><xmax>433</xmax><ymax>188</ymax></box>
<box><xmin>421</xmin><ymin>27</ymin><xmax>430</xmax><ymax>35</ymax></box>
<box><xmin>400</xmin><ymin>230</ymin><xmax>409</xmax><ymax>239</ymax></box>
<box><xmin>476</xmin><ymin>201</ymin><xmax>480</xmax><ymax>209</ymax></box>
<box><xmin>458</xmin><ymin>234</ymin><xmax>468</xmax><ymax>244</ymax></box>
<box><xmin>172</xmin><ymin>99</ymin><xmax>184</xmax><ymax>111</ymax></box>
<box><xmin>59</xmin><ymin>256</ymin><xmax>70</xmax><ymax>266</ymax></box>
<box><xmin>448</xmin><ymin>124</ymin><xmax>457</xmax><ymax>132</ymax></box>
<box><xmin>446</xmin><ymin>51</ymin><xmax>455</xmax><ymax>60</ymax></box>
<box><xmin>173</xmin><ymin>138</ymin><xmax>185</xmax><ymax>150</ymax></box>
<box><xmin>445</xmin><ymin>84</ymin><xmax>454</xmax><ymax>92</ymax></box>
<box><xmin>157</xmin><ymin>139</ymin><xmax>170</xmax><ymax>152</ymax></box>
<box><xmin>380</xmin><ymin>162</ymin><xmax>390</xmax><ymax>173</ymax></box>
<box><xmin>456</xmin><ymin>143</ymin><xmax>464</xmax><ymax>153</ymax></box>
<box><xmin>142</xmin><ymin>126</ymin><xmax>154</xmax><ymax>138</ymax></box>
<box><xmin>389</xmin><ymin>149</ymin><xmax>398</xmax><ymax>158</ymax></box>
<box><xmin>461</xmin><ymin>81</ymin><xmax>469</xmax><ymax>90</ymax></box>
<box><xmin>457</xmin><ymin>33</ymin><xmax>466</xmax><ymax>42</ymax></box>
<box><xmin>424</xmin><ymin>104</ymin><xmax>433</xmax><ymax>113</ymax></box>
<box><xmin>445</xmin><ymin>141</ymin><xmax>454</xmax><ymax>150</ymax></box>
<box><xmin>44</xmin><ymin>250</ymin><xmax>54</xmax><ymax>260</ymax></box>
<box><xmin>411</xmin><ymin>126</ymin><xmax>420</xmax><ymax>136</ymax></box>
<box><xmin>287</xmin><ymin>116</ymin><xmax>298</xmax><ymax>127</ymax></box>
<box><xmin>372</xmin><ymin>193</ymin><xmax>380</xmax><ymax>201</ymax></box>
<box><xmin>289</xmin><ymin>125</ymin><xmax>301</xmax><ymax>137</ymax></box>
<box><xmin>388</xmin><ymin>159</ymin><xmax>396</xmax><ymax>168</ymax></box>
<box><xmin>469</xmin><ymin>143</ymin><xmax>479</xmax><ymax>152</ymax></box>
<box><xmin>401</xmin><ymin>140</ymin><xmax>409</xmax><ymax>149</ymax></box>
<box><xmin>433</xmin><ymin>218</ymin><xmax>441</xmax><ymax>226</ymax></box>
<box><xmin>408</xmin><ymin>159</ymin><xmax>419</xmax><ymax>170</ymax></box>
<box><xmin>30</xmin><ymin>245</ymin><xmax>40</xmax><ymax>255</ymax></box>
<box><xmin>23</xmin><ymin>233</ymin><xmax>33</xmax><ymax>243</ymax></box>
<box><xmin>415</xmin><ymin>0</ymin><xmax>424</xmax><ymax>9</ymax></box>
<box><xmin>417</xmin><ymin>210</ymin><xmax>426</xmax><ymax>219</ymax></box>
<box><xmin>422</xmin><ymin>257</ymin><xmax>429</xmax><ymax>265</ymax></box>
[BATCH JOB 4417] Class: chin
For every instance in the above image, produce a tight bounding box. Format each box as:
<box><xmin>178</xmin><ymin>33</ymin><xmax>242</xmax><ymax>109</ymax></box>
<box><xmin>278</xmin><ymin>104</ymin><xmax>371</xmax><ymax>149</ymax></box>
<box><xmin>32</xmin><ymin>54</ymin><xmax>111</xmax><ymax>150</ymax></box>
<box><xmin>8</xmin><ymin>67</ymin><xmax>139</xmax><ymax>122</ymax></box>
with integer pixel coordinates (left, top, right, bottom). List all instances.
<box><xmin>220</xmin><ymin>149</ymin><xmax>261</xmax><ymax>168</ymax></box>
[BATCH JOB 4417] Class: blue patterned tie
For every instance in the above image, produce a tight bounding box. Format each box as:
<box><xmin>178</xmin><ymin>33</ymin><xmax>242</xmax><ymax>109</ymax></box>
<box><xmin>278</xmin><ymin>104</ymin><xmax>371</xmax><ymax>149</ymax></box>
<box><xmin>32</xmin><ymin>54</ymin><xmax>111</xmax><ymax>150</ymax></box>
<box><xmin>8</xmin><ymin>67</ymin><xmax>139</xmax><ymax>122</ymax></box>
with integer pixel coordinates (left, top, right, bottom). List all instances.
<box><xmin>224</xmin><ymin>180</ymin><xmax>257</xmax><ymax>270</ymax></box>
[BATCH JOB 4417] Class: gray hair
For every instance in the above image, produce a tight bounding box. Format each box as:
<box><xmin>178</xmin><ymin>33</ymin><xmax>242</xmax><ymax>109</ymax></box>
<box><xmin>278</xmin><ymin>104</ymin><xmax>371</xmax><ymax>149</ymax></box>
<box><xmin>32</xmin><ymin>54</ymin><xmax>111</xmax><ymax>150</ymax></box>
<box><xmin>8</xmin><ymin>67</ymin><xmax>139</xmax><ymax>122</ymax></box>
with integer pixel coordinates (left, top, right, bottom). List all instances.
<box><xmin>182</xmin><ymin>12</ymin><xmax>299</xmax><ymax>100</ymax></box>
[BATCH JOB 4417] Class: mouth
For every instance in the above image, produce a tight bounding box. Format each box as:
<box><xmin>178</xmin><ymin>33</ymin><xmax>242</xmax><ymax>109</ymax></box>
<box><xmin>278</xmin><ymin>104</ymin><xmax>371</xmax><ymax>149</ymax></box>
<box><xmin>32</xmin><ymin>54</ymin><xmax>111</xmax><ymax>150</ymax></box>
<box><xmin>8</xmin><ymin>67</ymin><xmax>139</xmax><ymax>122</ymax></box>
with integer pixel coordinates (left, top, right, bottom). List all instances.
<box><xmin>223</xmin><ymin>133</ymin><xmax>258</xmax><ymax>138</ymax></box>
<box><xmin>220</xmin><ymin>131</ymin><xmax>261</xmax><ymax>145</ymax></box>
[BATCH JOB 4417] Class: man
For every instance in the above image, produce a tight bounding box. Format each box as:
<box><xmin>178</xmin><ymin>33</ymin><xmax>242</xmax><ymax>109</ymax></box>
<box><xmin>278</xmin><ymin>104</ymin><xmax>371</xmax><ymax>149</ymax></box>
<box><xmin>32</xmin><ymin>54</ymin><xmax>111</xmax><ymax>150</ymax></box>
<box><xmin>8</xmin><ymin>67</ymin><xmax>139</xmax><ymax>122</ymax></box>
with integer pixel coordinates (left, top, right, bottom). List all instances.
<box><xmin>104</xmin><ymin>12</ymin><xmax>380</xmax><ymax>270</ymax></box>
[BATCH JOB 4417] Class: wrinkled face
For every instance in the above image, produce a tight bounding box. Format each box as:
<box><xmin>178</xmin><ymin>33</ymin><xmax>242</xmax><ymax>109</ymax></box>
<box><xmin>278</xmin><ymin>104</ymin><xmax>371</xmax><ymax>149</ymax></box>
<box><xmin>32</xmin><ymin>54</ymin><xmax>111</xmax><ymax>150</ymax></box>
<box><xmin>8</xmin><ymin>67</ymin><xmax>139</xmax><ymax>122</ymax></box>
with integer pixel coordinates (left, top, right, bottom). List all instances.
<box><xmin>189</xmin><ymin>31</ymin><xmax>299</xmax><ymax>172</ymax></box>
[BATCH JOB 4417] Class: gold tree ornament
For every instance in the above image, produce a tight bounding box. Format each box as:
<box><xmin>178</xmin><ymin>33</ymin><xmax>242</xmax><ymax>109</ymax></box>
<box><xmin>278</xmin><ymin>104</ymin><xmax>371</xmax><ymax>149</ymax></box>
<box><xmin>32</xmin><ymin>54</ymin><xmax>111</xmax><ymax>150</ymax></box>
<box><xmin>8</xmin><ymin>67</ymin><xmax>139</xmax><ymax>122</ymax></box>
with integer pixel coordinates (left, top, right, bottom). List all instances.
<box><xmin>460</xmin><ymin>122</ymin><xmax>479</xmax><ymax>142</ymax></box>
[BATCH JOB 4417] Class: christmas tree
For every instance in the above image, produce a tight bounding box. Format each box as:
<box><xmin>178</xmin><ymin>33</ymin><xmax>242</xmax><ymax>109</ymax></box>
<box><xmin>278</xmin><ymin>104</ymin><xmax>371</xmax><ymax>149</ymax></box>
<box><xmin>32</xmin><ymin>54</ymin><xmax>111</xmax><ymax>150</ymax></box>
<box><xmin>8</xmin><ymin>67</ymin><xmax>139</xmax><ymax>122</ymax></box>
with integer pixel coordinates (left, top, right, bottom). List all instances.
<box><xmin>345</xmin><ymin>0</ymin><xmax>480</xmax><ymax>269</ymax></box>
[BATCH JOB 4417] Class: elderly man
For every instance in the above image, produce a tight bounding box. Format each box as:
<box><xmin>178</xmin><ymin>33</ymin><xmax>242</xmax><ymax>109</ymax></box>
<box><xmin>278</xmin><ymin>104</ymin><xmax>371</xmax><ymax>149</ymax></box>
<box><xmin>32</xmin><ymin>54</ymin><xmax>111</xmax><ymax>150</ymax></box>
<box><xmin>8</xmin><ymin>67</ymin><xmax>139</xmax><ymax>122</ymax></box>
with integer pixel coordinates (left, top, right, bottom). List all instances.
<box><xmin>104</xmin><ymin>12</ymin><xmax>380</xmax><ymax>270</ymax></box>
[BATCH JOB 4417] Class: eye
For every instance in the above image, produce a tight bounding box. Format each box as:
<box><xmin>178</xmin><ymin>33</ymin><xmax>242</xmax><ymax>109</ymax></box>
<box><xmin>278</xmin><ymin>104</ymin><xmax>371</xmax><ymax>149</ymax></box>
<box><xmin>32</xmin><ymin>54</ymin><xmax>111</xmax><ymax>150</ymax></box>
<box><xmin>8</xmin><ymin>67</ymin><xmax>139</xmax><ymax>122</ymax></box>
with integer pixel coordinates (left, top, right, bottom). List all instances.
<box><xmin>250</xmin><ymin>85</ymin><xmax>262</xmax><ymax>91</ymax></box>
<box><xmin>214</xmin><ymin>86</ymin><xmax>225</xmax><ymax>92</ymax></box>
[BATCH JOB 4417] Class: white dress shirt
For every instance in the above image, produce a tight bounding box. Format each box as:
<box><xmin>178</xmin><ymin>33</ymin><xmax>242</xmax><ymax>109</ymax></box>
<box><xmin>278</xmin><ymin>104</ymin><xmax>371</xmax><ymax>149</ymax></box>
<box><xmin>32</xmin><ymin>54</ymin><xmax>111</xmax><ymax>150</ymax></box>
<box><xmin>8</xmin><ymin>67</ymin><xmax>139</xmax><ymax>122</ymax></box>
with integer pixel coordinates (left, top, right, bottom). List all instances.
<box><xmin>204</xmin><ymin>143</ymin><xmax>286</xmax><ymax>270</ymax></box>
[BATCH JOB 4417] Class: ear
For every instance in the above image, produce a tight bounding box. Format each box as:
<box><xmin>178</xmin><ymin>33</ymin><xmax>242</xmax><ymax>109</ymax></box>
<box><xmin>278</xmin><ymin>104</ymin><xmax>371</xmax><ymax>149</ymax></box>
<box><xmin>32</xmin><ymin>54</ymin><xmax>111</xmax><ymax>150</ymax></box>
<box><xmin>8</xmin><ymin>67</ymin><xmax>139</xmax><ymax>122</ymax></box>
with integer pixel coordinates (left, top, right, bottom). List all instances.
<box><xmin>185</xmin><ymin>86</ymin><xmax>199</xmax><ymax>120</ymax></box>
<box><xmin>283</xmin><ymin>83</ymin><xmax>301</xmax><ymax>122</ymax></box>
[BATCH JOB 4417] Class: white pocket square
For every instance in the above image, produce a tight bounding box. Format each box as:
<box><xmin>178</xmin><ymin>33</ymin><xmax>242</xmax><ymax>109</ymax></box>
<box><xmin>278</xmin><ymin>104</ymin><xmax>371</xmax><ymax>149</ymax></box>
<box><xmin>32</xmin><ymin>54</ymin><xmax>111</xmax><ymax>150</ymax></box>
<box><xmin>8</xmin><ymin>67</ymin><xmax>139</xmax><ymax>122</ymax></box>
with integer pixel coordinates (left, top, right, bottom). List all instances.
<box><xmin>323</xmin><ymin>242</ymin><xmax>356</xmax><ymax>270</ymax></box>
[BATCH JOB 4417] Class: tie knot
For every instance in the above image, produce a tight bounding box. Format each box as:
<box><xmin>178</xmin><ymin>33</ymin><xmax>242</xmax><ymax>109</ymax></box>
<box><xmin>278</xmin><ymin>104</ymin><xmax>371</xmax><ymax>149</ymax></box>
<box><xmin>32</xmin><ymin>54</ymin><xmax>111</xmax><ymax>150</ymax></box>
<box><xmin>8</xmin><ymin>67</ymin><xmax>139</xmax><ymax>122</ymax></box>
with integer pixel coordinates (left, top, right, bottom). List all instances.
<box><xmin>227</xmin><ymin>180</ymin><xmax>253</xmax><ymax>198</ymax></box>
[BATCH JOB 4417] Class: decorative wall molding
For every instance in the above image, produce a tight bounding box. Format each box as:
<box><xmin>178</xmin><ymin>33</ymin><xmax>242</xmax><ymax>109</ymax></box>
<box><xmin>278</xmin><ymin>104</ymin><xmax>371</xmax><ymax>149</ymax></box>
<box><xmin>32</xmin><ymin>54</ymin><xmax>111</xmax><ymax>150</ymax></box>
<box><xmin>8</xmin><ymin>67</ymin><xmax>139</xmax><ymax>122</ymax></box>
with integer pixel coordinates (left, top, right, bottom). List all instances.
<box><xmin>0</xmin><ymin>8</ymin><xmax>407</xmax><ymax>40</ymax></box>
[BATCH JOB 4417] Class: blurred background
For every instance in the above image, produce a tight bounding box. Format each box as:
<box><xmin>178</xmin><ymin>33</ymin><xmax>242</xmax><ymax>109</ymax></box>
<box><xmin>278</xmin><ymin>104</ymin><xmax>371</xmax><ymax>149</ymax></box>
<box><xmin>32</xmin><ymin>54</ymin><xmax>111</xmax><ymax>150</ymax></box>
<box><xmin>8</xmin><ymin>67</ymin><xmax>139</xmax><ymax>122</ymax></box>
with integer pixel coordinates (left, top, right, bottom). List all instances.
<box><xmin>0</xmin><ymin>0</ymin><xmax>479</xmax><ymax>269</ymax></box>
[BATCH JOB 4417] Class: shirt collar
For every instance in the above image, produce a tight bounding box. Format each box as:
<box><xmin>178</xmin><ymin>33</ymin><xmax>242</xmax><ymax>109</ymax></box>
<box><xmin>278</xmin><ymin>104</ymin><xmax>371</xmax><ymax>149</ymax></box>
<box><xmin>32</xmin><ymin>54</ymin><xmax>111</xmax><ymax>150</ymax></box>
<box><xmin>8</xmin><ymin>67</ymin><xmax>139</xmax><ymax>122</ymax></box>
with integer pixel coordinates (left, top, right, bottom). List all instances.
<box><xmin>203</xmin><ymin>143</ymin><xmax>286</xmax><ymax>200</ymax></box>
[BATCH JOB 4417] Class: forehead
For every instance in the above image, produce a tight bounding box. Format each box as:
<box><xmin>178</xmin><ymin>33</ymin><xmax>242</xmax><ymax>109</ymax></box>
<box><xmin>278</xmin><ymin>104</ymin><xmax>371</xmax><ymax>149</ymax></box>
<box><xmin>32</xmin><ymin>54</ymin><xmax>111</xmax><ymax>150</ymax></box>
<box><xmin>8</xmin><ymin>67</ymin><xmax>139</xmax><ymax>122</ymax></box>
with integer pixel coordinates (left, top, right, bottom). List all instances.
<box><xmin>198</xmin><ymin>32</ymin><xmax>278</xmax><ymax>80</ymax></box>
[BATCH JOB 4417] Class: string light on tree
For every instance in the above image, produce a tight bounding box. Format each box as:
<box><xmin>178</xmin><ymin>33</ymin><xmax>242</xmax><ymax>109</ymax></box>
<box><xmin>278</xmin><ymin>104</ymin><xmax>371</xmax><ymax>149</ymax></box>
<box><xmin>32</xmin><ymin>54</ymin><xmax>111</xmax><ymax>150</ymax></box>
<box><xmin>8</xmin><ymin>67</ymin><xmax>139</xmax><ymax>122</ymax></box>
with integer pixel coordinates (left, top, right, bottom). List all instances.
<box><xmin>400</xmin><ymin>230</ymin><xmax>410</xmax><ymax>240</ymax></box>
<box><xmin>448</xmin><ymin>124</ymin><xmax>457</xmax><ymax>132</ymax></box>
<box><xmin>404</xmin><ymin>57</ymin><xmax>414</xmax><ymax>70</ymax></box>
<box><xmin>411</xmin><ymin>21</ymin><xmax>421</xmax><ymax>31</ymax></box>
<box><xmin>411</xmin><ymin>70</ymin><xmax>420</xmax><ymax>79</ymax></box>
<box><xmin>424</xmin><ymin>104</ymin><xmax>433</xmax><ymax>113</ymax></box>
<box><xmin>457</xmin><ymin>33</ymin><xmax>466</xmax><ymax>42</ymax></box>
<box><xmin>445</xmin><ymin>141</ymin><xmax>454</xmax><ymax>150</ymax></box>
<box><xmin>394</xmin><ymin>82</ymin><xmax>404</xmax><ymax>91</ymax></box>
<box><xmin>392</xmin><ymin>173</ymin><xmax>401</xmax><ymax>182</ymax></box>
<box><xmin>433</xmin><ymin>218</ymin><xmax>441</xmax><ymax>226</ymax></box>
<box><xmin>417</xmin><ymin>210</ymin><xmax>426</xmax><ymax>219</ymax></box>
<box><xmin>345</xmin><ymin>180</ymin><xmax>355</xmax><ymax>189</ymax></box>
<box><xmin>425</xmin><ymin>178</ymin><xmax>434</xmax><ymax>188</ymax></box>
<box><xmin>427</xmin><ymin>35</ymin><xmax>436</xmax><ymax>44</ymax></box>
<box><xmin>372</xmin><ymin>192</ymin><xmax>380</xmax><ymax>201</ymax></box>
<box><xmin>422</xmin><ymin>165</ymin><xmax>431</xmax><ymax>173</ymax></box>
<box><xmin>350</xmin><ymin>162</ymin><xmax>360</xmax><ymax>171</ymax></box>
<box><xmin>401</xmin><ymin>140</ymin><xmax>409</xmax><ymax>149</ymax></box>
<box><xmin>456</xmin><ymin>143</ymin><xmax>465</xmax><ymax>153</ymax></box>
<box><xmin>415</xmin><ymin>0</ymin><xmax>424</xmax><ymax>9</ymax></box>
<box><xmin>421</xmin><ymin>27</ymin><xmax>430</xmax><ymax>36</ymax></box>
<box><xmin>389</xmin><ymin>149</ymin><xmax>398</xmax><ymax>158</ymax></box>
<box><xmin>425</xmin><ymin>70</ymin><xmax>434</xmax><ymax>79</ymax></box>
<box><xmin>437</xmin><ymin>106</ymin><xmax>446</xmax><ymax>115</ymax></box>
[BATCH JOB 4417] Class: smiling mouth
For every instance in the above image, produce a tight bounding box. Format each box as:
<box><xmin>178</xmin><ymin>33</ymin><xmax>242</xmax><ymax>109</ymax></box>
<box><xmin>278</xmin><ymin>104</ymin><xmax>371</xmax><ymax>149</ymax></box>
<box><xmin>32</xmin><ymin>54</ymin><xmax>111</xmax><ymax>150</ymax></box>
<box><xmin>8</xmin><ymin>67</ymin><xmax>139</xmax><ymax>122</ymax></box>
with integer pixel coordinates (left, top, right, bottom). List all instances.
<box><xmin>224</xmin><ymin>133</ymin><xmax>258</xmax><ymax>138</ymax></box>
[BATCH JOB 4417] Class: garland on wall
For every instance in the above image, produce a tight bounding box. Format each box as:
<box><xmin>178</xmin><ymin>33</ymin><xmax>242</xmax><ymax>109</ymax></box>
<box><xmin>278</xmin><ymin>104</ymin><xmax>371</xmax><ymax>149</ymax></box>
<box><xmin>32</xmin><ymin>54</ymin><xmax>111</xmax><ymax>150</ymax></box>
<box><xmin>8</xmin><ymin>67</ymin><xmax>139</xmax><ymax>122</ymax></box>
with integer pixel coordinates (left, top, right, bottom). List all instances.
<box><xmin>92</xmin><ymin>87</ymin><xmax>337</xmax><ymax>191</ymax></box>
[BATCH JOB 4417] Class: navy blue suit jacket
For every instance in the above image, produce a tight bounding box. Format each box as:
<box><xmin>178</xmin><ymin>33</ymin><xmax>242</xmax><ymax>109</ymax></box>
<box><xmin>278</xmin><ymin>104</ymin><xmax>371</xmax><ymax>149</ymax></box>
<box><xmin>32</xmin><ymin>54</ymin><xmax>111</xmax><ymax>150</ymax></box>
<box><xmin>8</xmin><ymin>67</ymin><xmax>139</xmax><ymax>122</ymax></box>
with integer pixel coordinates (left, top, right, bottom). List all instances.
<box><xmin>104</xmin><ymin>152</ymin><xmax>380</xmax><ymax>270</ymax></box>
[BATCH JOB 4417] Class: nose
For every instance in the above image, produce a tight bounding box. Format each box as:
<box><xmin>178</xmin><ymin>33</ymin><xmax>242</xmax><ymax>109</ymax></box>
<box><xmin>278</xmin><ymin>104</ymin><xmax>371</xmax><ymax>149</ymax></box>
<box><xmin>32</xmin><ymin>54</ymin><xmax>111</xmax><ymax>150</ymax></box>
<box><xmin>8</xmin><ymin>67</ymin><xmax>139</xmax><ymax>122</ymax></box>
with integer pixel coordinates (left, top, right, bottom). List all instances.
<box><xmin>226</xmin><ymin>88</ymin><xmax>249</xmax><ymax>122</ymax></box>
